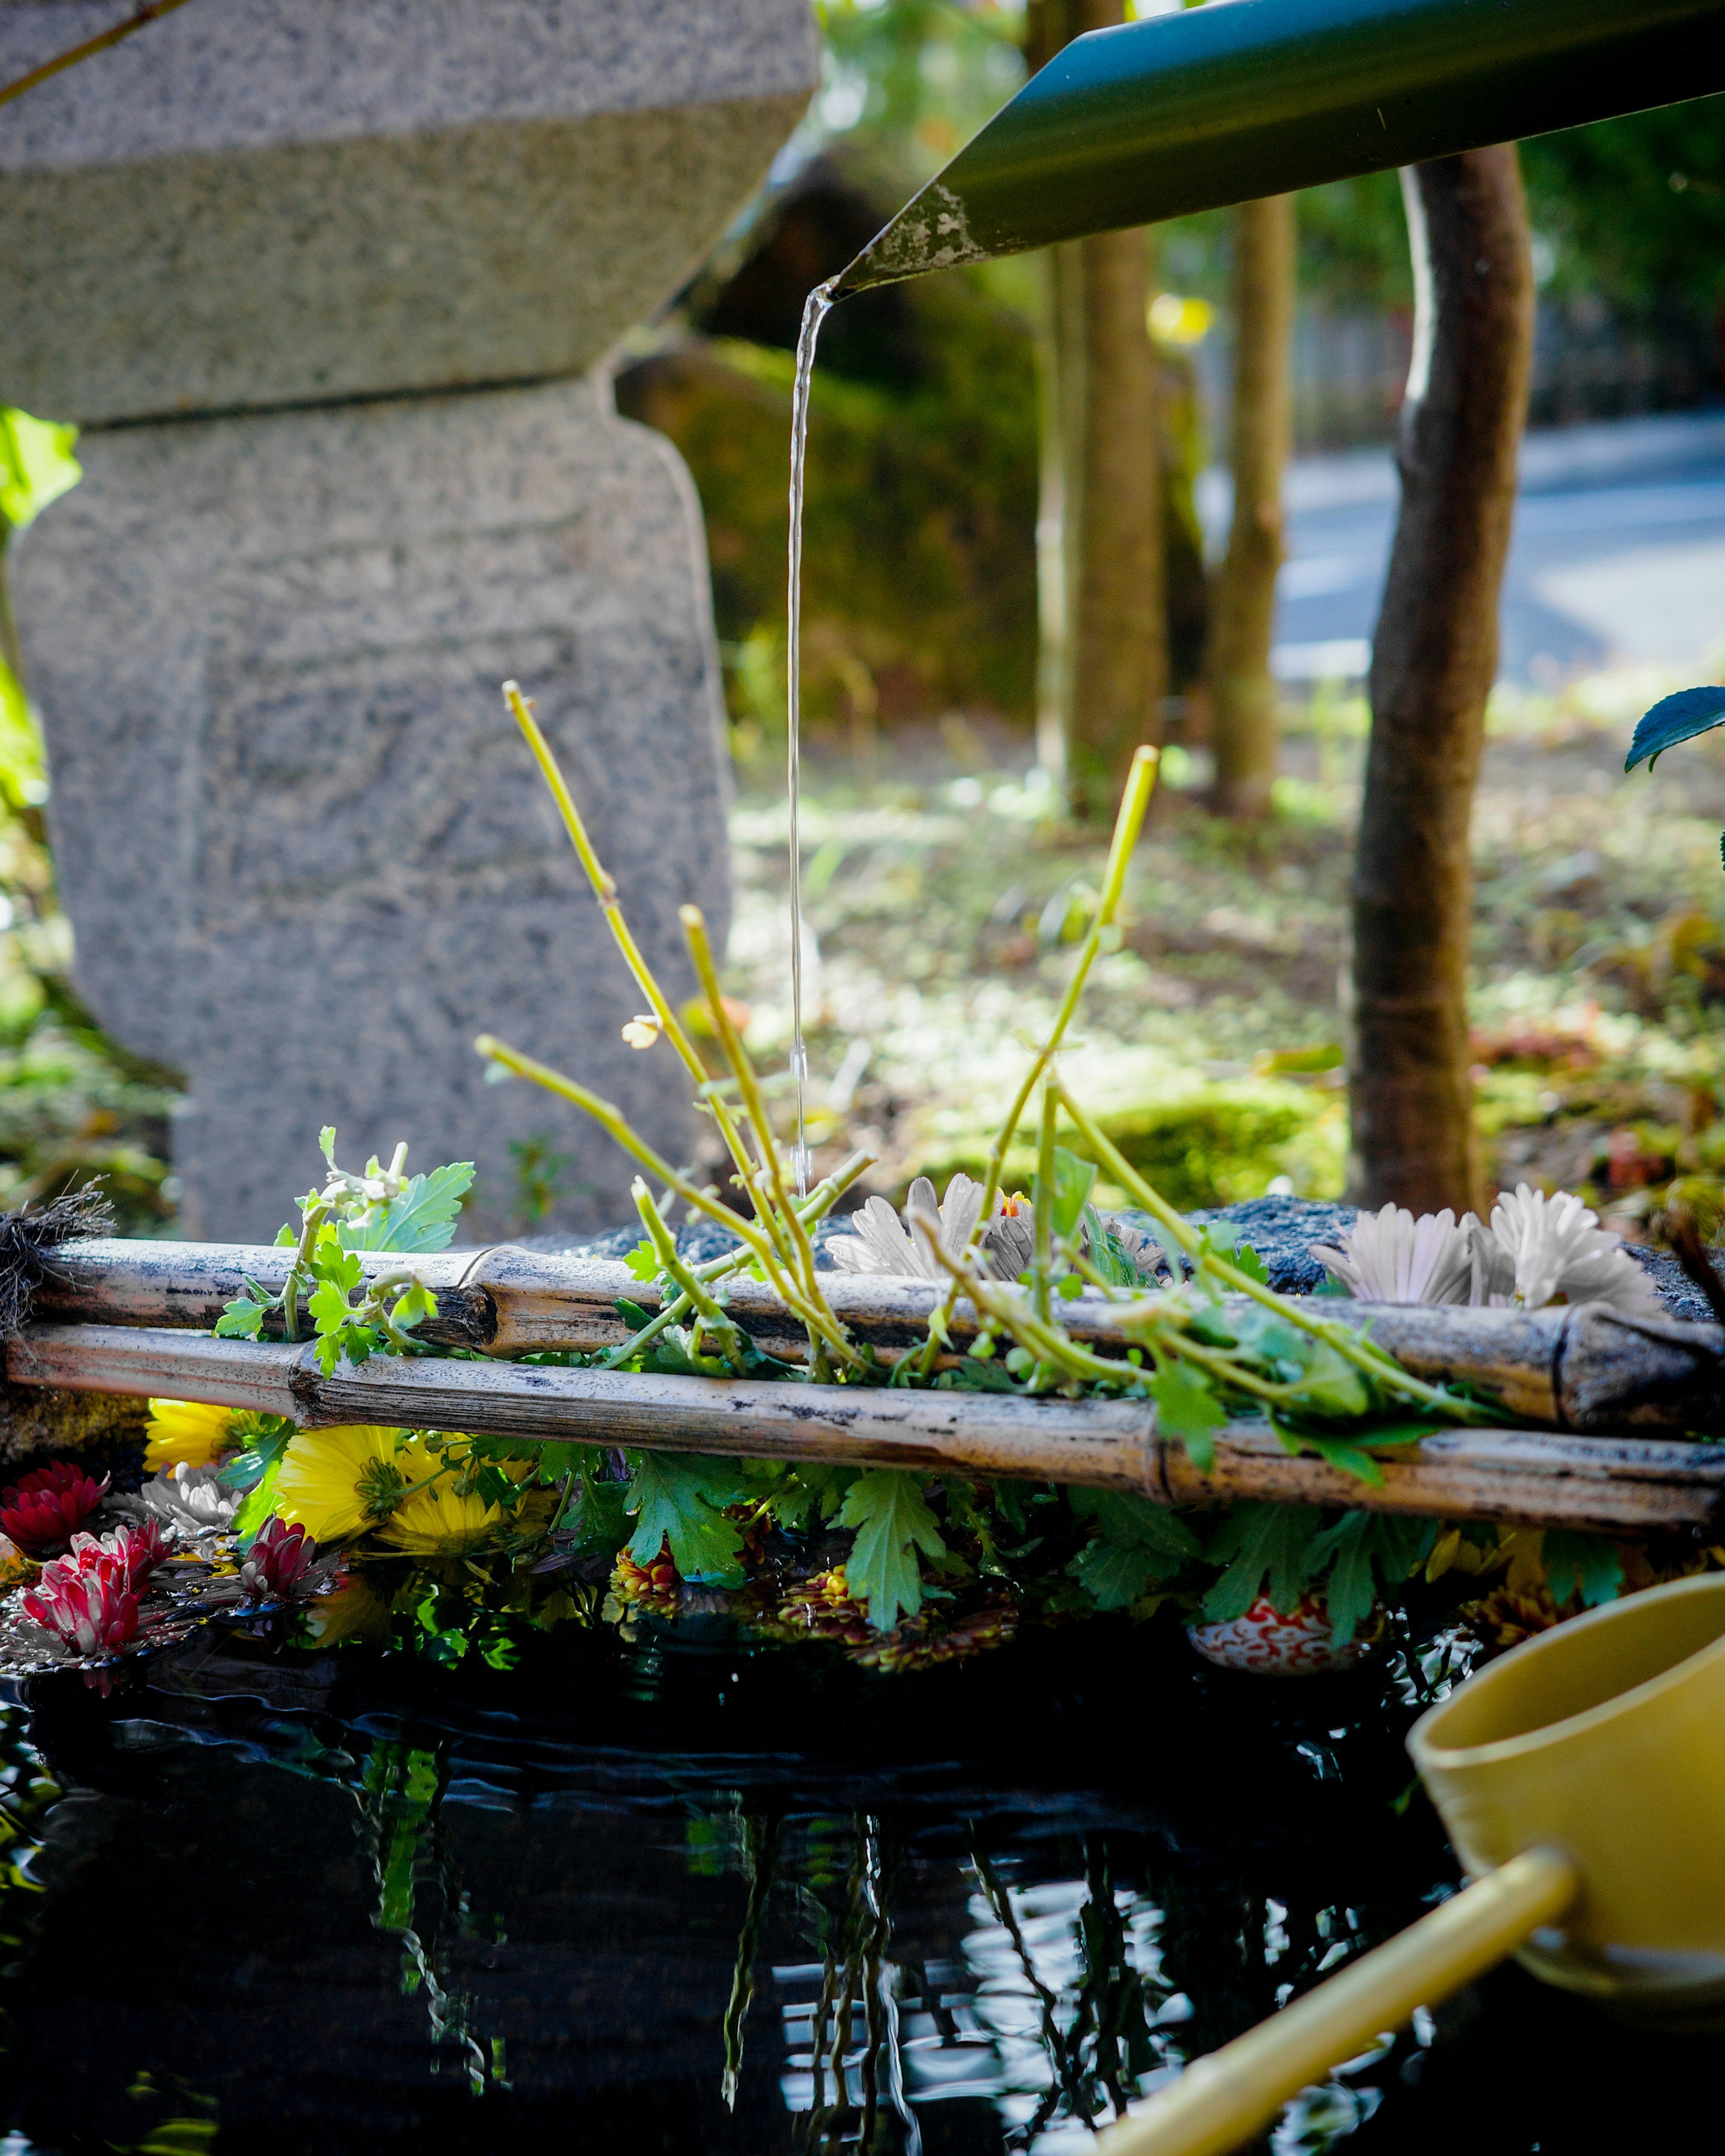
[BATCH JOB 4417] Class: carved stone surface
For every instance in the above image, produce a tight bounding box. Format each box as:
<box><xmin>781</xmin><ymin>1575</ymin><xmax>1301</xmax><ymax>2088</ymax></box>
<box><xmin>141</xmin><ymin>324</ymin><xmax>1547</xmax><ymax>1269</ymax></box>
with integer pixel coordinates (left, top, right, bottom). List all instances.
<box><xmin>0</xmin><ymin>0</ymin><xmax>820</xmax><ymax>421</ymax></box>
<box><xmin>13</xmin><ymin>378</ymin><xmax>734</xmax><ymax>1240</ymax></box>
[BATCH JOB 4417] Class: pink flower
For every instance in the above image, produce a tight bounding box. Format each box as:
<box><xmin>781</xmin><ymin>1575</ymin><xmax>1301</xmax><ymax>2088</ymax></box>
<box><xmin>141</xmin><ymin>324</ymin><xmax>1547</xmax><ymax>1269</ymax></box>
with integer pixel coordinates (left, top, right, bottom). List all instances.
<box><xmin>22</xmin><ymin>1550</ymin><xmax>138</xmax><ymax>1655</ymax></box>
<box><xmin>66</xmin><ymin>1518</ymin><xmax>171</xmax><ymax>1591</ymax></box>
<box><xmin>239</xmin><ymin>1516</ymin><xmax>319</xmax><ymax>1603</ymax></box>
<box><xmin>0</xmin><ymin>1461</ymin><xmax>111</xmax><ymax>1557</ymax></box>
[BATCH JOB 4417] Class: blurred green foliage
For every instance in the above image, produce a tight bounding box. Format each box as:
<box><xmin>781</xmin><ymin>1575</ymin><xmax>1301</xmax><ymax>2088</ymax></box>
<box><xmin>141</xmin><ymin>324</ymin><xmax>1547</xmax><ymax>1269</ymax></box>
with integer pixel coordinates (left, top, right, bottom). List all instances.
<box><xmin>0</xmin><ymin>407</ymin><xmax>181</xmax><ymax>1229</ymax></box>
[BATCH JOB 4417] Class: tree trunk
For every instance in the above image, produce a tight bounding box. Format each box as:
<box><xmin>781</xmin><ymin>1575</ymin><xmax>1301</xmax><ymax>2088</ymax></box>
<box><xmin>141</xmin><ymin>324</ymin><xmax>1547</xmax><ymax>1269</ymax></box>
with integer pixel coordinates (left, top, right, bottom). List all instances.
<box><xmin>1209</xmin><ymin>193</ymin><xmax>1295</xmax><ymax>820</ymax></box>
<box><xmin>1347</xmin><ymin>149</ymin><xmax>1533</xmax><ymax>1213</ymax></box>
<box><xmin>1025</xmin><ymin>0</ymin><xmax>1166</xmax><ymax>822</ymax></box>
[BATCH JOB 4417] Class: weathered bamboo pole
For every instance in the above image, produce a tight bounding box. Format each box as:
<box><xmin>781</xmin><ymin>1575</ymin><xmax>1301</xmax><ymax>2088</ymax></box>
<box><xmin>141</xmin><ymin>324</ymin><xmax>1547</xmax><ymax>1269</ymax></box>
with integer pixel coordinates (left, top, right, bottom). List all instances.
<box><xmin>28</xmin><ymin>1241</ymin><xmax>1725</xmax><ymax>1435</ymax></box>
<box><xmin>9</xmin><ymin>1322</ymin><xmax>1725</xmax><ymax>1538</ymax></box>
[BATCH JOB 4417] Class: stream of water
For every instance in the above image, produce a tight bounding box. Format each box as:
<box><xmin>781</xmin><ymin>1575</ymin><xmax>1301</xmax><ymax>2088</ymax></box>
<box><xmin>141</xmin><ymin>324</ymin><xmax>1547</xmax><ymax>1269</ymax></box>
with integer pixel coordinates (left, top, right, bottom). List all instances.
<box><xmin>785</xmin><ymin>277</ymin><xmax>838</xmax><ymax>1196</ymax></box>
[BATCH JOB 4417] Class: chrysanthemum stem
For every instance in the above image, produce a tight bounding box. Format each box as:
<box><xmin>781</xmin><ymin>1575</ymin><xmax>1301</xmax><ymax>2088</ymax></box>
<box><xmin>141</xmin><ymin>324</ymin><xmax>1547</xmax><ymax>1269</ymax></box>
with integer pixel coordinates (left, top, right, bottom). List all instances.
<box><xmin>473</xmin><ymin>1036</ymin><xmax>866</xmax><ymax>1374</ymax></box>
<box><xmin>1033</xmin><ymin>1087</ymin><xmax>1058</xmax><ymax>1325</ymax></box>
<box><xmin>632</xmin><ymin>1179</ymin><xmax>748</xmax><ymax>1373</ymax></box>
<box><xmin>913</xmin><ymin>744</ymin><xmax>1159</xmax><ymax>1375</ymax></box>
<box><xmin>502</xmin><ymin>682</ymin><xmax>760</xmax><ymax>1204</ymax></box>
<box><xmin>1051</xmin><ymin>1083</ymin><xmax>1499</xmax><ymax>1423</ymax></box>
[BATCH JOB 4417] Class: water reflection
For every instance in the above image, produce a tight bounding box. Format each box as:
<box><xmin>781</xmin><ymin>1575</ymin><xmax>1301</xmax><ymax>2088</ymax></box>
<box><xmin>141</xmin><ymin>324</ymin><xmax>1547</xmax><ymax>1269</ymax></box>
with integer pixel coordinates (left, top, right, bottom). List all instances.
<box><xmin>0</xmin><ymin>1620</ymin><xmax>1715</xmax><ymax>2153</ymax></box>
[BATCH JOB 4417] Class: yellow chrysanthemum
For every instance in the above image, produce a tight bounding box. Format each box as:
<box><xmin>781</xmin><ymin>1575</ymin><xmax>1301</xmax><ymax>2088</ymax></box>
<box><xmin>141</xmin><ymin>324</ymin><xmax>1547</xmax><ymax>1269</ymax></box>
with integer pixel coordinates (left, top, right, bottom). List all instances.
<box><xmin>273</xmin><ymin>1426</ymin><xmax>433</xmax><ymax>1545</ymax></box>
<box><xmin>378</xmin><ymin>1481</ymin><xmax>505</xmax><ymax>1558</ymax></box>
<box><xmin>144</xmin><ymin>1398</ymin><xmax>238</xmax><ymax>1474</ymax></box>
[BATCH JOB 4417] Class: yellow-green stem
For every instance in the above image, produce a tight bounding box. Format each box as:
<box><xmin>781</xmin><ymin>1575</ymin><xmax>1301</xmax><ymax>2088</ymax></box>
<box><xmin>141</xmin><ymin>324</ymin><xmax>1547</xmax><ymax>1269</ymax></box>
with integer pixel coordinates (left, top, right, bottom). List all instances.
<box><xmin>1051</xmin><ymin>1082</ymin><xmax>1496</xmax><ymax>1423</ymax></box>
<box><xmin>915</xmin><ymin>743</ymin><xmax>1159</xmax><ymax>1372</ymax></box>
<box><xmin>501</xmin><ymin>682</ymin><xmax>759</xmax><ymax>1195</ymax></box>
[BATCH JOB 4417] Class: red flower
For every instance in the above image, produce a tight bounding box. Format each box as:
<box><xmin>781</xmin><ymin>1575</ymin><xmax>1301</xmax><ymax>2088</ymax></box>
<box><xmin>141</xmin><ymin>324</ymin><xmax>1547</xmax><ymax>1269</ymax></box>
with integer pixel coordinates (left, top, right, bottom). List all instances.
<box><xmin>66</xmin><ymin>1519</ymin><xmax>170</xmax><ymax>1592</ymax></box>
<box><xmin>0</xmin><ymin>1461</ymin><xmax>111</xmax><ymax>1558</ymax></box>
<box><xmin>239</xmin><ymin>1516</ymin><xmax>319</xmax><ymax>1602</ymax></box>
<box><xmin>22</xmin><ymin>1549</ymin><xmax>138</xmax><ymax>1655</ymax></box>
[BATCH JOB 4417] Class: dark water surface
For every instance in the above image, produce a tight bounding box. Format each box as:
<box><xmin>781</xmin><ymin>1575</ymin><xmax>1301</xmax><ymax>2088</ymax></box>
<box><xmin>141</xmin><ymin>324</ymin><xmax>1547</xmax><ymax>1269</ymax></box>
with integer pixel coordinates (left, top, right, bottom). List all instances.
<box><xmin>0</xmin><ymin>1618</ymin><xmax>1712</xmax><ymax>2154</ymax></box>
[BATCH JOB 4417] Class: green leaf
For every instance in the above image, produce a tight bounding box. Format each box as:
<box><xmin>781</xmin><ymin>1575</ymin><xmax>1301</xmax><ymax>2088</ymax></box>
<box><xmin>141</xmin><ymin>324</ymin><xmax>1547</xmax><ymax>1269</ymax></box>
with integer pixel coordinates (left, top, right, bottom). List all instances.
<box><xmin>0</xmin><ymin>407</ymin><xmax>82</xmax><ymax>531</ymax></box>
<box><xmin>1541</xmin><ymin>1529</ymin><xmax>1624</xmax><ymax>1610</ymax></box>
<box><xmin>216</xmin><ymin>1297</ymin><xmax>270</xmax><ymax>1339</ymax></box>
<box><xmin>1306</xmin><ymin>1512</ymin><xmax>1438</xmax><ymax>1645</ymax></box>
<box><xmin>1202</xmin><ymin>1502</ymin><xmax>1324</xmax><ymax>1621</ymax></box>
<box><xmin>318</xmin><ymin>1126</ymin><xmax>339</xmax><ymax>1166</ymax></box>
<box><xmin>624</xmin><ymin>1452</ymin><xmax>750</xmax><ymax>1584</ymax></box>
<box><xmin>624</xmin><ymin>1240</ymin><xmax>661</xmax><ymax>1283</ymax></box>
<box><xmin>391</xmin><ymin>1282</ymin><xmax>438</xmax><ymax>1331</ymax></box>
<box><xmin>1624</xmin><ymin>686</ymin><xmax>1725</xmax><ymax>775</ymax></box>
<box><xmin>1288</xmin><ymin>1339</ymin><xmax>1371</xmax><ymax>1420</ymax></box>
<box><xmin>1046</xmin><ymin>1146</ymin><xmax>1097</xmax><ymax>1238</ymax></box>
<box><xmin>837</xmin><ymin>1470</ymin><xmax>949</xmax><ymax>1629</ymax></box>
<box><xmin>1070</xmin><ymin>1487</ymin><xmax>1200</xmax><ymax>1561</ymax></box>
<box><xmin>1068</xmin><ymin>1488</ymin><xmax>1199</xmax><ymax>1610</ymax></box>
<box><xmin>307</xmin><ymin>1279</ymin><xmax>357</xmax><ymax>1333</ymax></box>
<box><xmin>1148</xmin><ymin>1363</ymin><xmax>1226</xmax><ymax>1471</ymax></box>
<box><xmin>1070</xmin><ymin>1539</ymin><xmax>1167</xmax><ymax>1609</ymax></box>
<box><xmin>351</xmin><ymin>1162</ymin><xmax>476</xmax><ymax>1253</ymax></box>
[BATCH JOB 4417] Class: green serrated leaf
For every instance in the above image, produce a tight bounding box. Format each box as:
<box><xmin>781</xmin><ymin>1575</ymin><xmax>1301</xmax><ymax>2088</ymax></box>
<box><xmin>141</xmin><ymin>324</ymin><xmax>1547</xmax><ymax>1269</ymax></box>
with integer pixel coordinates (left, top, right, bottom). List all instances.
<box><xmin>1625</xmin><ymin>685</ymin><xmax>1725</xmax><ymax>775</ymax></box>
<box><xmin>1068</xmin><ymin>1489</ymin><xmax>1199</xmax><ymax>1610</ymax></box>
<box><xmin>350</xmin><ymin>1162</ymin><xmax>476</xmax><ymax>1253</ymax></box>
<box><xmin>1149</xmin><ymin>1363</ymin><xmax>1226</xmax><ymax>1471</ymax></box>
<box><xmin>625</xmin><ymin>1452</ymin><xmax>750</xmax><ymax>1584</ymax></box>
<box><xmin>1305</xmin><ymin>1511</ymin><xmax>1438</xmax><ymax>1644</ymax></box>
<box><xmin>1203</xmin><ymin>1501</ymin><xmax>1323</xmax><ymax>1621</ymax></box>
<box><xmin>1070</xmin><ymin>1538</ymin><xmax>1165</xmax><ymax>1609</ymax></box>
<box><xmin>624</xmin><ymin>1240</ymin><xmax>661</xmax><ymax>1283</ymax></box>
<box><xmin>307</xmin><ymin>1279</ymin><xmax>356</xmax><ymax>1333</ymax></box>
<box><xmin>1289</xmin><ymin>1339</ymin><xmax>1371</xmax><ymax>1420</ymax></box>
<box><xmin>1541</xmin><ymin>1528</ymin><xmax>1624</xmax><ymax>1610</ymax></box>
<box><xmin>837</xmin><ymin>1470</ymin><xmax>948</xmax><ymax>1629</ymax></box>
<box><xmin>215</xmin><ymin>1297</ymin><xmax>269</xmax><ymax>1339</ymax></box>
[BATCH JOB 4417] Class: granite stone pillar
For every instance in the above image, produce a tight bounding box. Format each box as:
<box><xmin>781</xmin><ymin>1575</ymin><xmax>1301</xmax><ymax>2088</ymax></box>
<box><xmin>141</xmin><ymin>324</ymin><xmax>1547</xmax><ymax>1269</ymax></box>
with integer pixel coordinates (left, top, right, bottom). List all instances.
<box><xmin>0</xmin><ymin>0</ymin><xmax>818</xmax><ymax>1239</ymax></box>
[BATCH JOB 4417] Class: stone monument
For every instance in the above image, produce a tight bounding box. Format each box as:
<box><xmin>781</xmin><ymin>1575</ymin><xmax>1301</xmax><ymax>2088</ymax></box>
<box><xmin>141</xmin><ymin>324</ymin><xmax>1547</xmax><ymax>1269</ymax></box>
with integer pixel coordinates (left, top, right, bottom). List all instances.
<box><xmin>0</xmin><ymin>0</ymin><xmax>818</xmax><ymax>1240</ymax></box>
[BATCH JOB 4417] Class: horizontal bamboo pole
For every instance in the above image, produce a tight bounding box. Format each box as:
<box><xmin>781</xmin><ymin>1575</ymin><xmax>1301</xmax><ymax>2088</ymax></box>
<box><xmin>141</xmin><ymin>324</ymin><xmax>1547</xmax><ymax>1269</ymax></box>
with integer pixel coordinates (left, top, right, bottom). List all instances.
<box><xmin>10</xmin><ymin>1323</ymin><xmax>1725</xmax><ymax>1536</ymax></box>
<box><xmin>31</xmin><ymin>1241</ymin><xmax>1725</xmax><ymax>1434</ymax></box>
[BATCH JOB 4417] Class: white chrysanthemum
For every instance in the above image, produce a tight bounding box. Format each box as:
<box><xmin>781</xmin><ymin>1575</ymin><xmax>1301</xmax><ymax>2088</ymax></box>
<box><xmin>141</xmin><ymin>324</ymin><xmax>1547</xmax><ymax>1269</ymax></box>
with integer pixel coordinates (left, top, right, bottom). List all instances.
<box><xmin>1310</xmin><ymin>1203</ymin><xmax>1477</xmax><ymax>1305</ymax></box>
<box><xmin>111</xmin><ymin>1461</ymin><xmax>239</xmax><ymax>1539</ymax></box>
<box><xmin>827</xmin><ymin>1174</ymin><xmax>991</xmax><ymax>1280</ymax></box>
<box><xmin>1490</xmin><ymin>1184</ymin><xmax>1663</xmax><ymax>1316</ymax></box>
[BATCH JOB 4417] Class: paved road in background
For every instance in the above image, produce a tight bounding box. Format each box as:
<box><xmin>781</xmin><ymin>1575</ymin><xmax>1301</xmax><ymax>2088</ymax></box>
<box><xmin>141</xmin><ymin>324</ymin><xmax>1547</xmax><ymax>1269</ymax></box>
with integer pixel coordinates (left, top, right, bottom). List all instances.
<box><xmin>1199</xmin><ymin>410</ymin><xmax>1725</xmax><ymax>687</ymax></box>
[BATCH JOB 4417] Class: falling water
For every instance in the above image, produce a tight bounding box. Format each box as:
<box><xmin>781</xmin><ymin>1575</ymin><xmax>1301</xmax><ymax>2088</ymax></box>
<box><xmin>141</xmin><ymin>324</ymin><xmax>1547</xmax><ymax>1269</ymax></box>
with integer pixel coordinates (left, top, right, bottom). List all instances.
<box><xmin>786</xmin><ymin>275</ymin><xmax>838</xmax><ymax>1196</ymax></box>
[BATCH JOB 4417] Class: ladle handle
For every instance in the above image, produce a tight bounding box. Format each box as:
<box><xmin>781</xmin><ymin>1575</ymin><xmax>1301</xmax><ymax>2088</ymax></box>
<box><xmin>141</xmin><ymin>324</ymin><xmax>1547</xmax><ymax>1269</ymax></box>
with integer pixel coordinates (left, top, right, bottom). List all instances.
<box><xmin>1099</xmin><ymin>1846</ymin><xmax>1578</xmax><ymax>2156</ymax></box>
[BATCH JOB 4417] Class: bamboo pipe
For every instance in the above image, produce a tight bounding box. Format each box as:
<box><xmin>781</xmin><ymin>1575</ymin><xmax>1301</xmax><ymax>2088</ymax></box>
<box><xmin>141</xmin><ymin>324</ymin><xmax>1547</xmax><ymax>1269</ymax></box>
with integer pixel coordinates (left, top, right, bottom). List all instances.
<box><xmin>836</xmin><ymin>0</ymin><xmax>1725</xmax><ymax>291</ymax></box>
<box><xmin>28</xmin><ymin>1241</ymin><xmax>1725</xmax><ymax>1435</ymax></box>
<box><xmin>9</xmin><ymin>1322</ymin><xmax>1725</xmax><ymax>1536</ymax></box>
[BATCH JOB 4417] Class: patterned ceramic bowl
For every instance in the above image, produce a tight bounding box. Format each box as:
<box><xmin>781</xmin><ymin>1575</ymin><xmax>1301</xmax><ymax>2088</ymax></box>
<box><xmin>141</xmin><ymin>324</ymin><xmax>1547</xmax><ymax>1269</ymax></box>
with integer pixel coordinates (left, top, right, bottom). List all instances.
<box><xmin>1186</xmin><ymin>1593</ymin><xmax>1380</xmax><ymax>1675</ymax></box>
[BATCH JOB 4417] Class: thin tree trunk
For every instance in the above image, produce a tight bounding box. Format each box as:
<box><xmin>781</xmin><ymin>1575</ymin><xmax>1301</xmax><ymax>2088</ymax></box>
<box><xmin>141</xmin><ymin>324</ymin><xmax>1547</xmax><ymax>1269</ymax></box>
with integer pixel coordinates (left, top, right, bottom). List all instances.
<box><xmin>1066</xmin><ymin>217</ymin><xmax>1165</xmax><ymax>818</ymax></box>
<box><xmin>1348</xmin><ymin>148</ymin><xmax>1533</xmax><ymax>1213</ymax></box>
<box><xmin>1209</xmin><ymin>194</ymin><xmax>1295</xmax><ymax>820</ymax></box>
<box><xmin>1025</xmin><ymin>0</ymin><xmax>1166</xmax><ymax>822</ymax></box>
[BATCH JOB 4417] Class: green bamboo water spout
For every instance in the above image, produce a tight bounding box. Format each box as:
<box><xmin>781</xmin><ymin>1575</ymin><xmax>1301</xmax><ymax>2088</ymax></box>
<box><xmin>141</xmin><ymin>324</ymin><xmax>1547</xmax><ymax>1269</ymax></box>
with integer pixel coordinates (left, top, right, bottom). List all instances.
<box><xmin>836</xmin><ymin>0</ymin><xmax>1725</xmax><ymax>293</ymax></box>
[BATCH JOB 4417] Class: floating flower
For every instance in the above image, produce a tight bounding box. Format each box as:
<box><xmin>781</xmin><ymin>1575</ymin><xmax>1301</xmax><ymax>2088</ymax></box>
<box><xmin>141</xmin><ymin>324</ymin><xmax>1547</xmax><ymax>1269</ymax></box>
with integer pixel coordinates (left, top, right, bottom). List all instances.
<box><xmin>143</xmin><ymin>1399</ymin><xmax>238</xmax><ymax>1474</ymax></box>
<box><xmin>0</xmin><ymin>1461</ymin><xmax>111</xmax><ymax>1558</ymax></box>
<box><xmin>829</xmin><ymin>1174</ymin><xmax>1034</xmax><ymax>1282</ymax></box>
<box><xmin>1490</xmin><ymin>1184</ymin><xmax>1663</xmax><ymax>1316</ymax></box>
<box><xmin>22</xmin><ymin>1557</ymin><xmax>138</xmax><ymax>1656</ymax></box>
<box><xmin>0</xmin><ymin>1534</ymin><xmax>32</xmax><ymax>1590</ymax></box>
<box><xmin>273</xmin><ymin>1425</ymin><xmax>433</xmax><ymax>1544</ymax></box>
<box><xmin>125</xmin><ymin>1461</ymin><xmax>239</xmax><ymax>1538</ymax></box>
<box><xmin>64</xmin><ymin>1518</ymin><xmax>170</xmax><ymax>1591</ymax></box>
<box><xmin>1312</xmin><ymin>1185</ymin><xmax>1662</xmax><ymax>1315</ymax></box>
<box><xmin>1311</xmin><ymin>1204</ymin><xmax>1478</xmax><ymax>1306</ymax></box>
<box><xmin>18</xmin><ymin>1523</ymin><xmax>164</xmax><ymax>1656</ymax></box>
<box><xmin>376</xmin><ymin>1480</ymin><xmax>505</xmax><ymax>1558</ymax></box>
<box><xmin>620</xmin><ymin>1014</ymin><xmax>662</xmax><ymax>1049</ymax></box>
<box><xmin>238</xmin><ymin>1516</ymin><xmax>321</xmax><ymax>1602</ymax></box>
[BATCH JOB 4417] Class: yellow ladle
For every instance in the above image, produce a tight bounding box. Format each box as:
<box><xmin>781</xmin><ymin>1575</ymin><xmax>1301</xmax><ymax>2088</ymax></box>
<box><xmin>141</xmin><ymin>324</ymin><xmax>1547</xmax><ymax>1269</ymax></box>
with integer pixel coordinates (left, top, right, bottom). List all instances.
<box><xmin>1101</xmin><ymin>1570</ymin><xmax>1725</xmax><ymax>2156</ymax></box>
